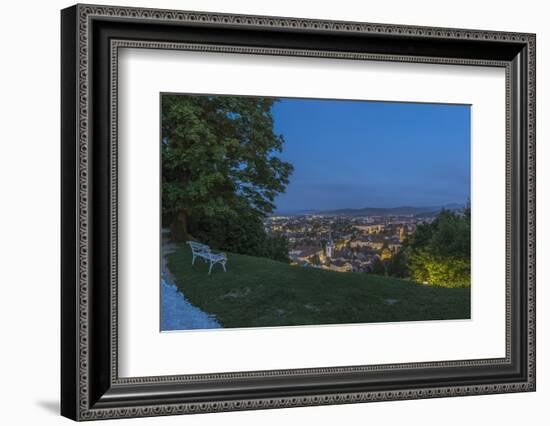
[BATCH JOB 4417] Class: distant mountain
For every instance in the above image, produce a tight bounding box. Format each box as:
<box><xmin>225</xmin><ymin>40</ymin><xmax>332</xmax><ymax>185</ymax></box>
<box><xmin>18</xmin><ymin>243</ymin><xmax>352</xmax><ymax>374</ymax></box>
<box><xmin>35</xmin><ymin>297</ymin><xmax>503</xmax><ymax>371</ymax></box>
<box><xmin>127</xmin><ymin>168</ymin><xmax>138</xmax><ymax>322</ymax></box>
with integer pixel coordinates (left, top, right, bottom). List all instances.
<box><xmin>314</xmin><ymin>203</ymin><xmax>464</xmax><ymax>217</ymax></box>
<box><xmin>272</xmin><ymin>209</ymin><xmax>318</xmax><ymax>216</ymax></box>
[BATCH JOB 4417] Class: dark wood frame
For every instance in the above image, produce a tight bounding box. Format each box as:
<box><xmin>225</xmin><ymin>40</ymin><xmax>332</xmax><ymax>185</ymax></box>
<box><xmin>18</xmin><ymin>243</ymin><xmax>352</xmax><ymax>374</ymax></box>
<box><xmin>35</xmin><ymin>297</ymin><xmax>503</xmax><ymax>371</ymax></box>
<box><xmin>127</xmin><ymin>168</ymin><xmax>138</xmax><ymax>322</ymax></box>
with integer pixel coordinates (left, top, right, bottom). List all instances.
<box><xmin>61</xmin><ymin>4</ymin><xmax>536</xmax><ymax>421</ymax></box>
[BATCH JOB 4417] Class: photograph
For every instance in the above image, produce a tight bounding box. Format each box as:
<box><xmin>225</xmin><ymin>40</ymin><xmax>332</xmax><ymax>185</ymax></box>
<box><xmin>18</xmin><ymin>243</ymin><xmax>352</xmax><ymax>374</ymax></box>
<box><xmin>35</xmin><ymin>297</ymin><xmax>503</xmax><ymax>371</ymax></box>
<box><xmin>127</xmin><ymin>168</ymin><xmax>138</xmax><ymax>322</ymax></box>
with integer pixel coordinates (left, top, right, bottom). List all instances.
<box><xmin>160</xmin><ymin>93</ymin><xmax>472</xmax><ymax>331</ymax></box>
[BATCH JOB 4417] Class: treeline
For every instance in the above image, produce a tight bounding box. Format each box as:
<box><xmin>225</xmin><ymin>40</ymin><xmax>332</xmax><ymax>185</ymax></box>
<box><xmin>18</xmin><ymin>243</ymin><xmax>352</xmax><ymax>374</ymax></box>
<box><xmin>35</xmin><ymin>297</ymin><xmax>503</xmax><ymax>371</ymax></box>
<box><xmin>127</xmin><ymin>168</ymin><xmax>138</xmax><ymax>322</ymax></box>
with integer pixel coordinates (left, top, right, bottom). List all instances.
<box><xmin>370</xmin><ymin>209</ymin><xmax>471</xmax><ymax>288</ymax></box>
<box><xmin>185</xmin><ymin>208</ymin><xmax>290</xmax><ymax>263</ymax></box>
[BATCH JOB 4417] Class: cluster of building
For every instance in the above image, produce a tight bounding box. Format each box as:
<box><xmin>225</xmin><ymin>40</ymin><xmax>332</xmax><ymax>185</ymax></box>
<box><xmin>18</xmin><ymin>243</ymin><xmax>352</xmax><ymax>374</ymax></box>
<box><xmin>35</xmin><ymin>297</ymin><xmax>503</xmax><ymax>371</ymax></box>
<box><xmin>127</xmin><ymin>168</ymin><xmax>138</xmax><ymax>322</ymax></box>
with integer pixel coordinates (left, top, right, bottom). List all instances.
<box><xmin>264</xmin><ymin>214</ymin><xmax>432</xmax><ymax>273</ymax></box>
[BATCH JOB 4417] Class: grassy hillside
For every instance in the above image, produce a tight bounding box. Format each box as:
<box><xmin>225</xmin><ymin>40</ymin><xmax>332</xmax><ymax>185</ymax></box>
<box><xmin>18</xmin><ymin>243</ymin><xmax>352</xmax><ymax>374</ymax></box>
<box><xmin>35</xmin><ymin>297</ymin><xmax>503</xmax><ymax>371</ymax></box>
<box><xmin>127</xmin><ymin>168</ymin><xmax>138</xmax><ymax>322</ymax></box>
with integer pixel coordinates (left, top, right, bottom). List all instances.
<box><xmin>167</xmin><ymin>246</ymin><xmax>470</xmax><ymax>329</ymax></box>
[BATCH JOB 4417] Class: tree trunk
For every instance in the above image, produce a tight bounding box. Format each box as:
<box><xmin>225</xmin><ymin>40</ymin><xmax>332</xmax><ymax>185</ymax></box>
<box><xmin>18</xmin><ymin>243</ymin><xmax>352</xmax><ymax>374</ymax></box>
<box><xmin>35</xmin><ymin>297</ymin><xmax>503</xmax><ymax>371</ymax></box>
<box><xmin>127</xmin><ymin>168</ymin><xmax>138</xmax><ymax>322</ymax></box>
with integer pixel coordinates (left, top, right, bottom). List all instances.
<box><xmin>171</xmin><ymin>210</ymin><xmax>190</xmax><ymax>242</ymax></box>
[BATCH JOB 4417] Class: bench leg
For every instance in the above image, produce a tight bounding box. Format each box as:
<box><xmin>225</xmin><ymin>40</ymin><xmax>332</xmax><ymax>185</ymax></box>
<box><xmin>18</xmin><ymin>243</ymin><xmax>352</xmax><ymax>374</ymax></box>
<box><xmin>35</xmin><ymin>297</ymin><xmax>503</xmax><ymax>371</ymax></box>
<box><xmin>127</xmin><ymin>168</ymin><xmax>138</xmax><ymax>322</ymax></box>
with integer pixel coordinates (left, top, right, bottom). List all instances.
<box><xmin>222</xmin><ymin>261</ymin><xmax>226</xmax><ymax>272</ymax></box>
<box><xmin>192</xmin><ymin>254</ymin><xmax>196</xmax><ymax>265</ymax></box>
<box><xmin>208</xmin><ymin>261</ymin><xmax>214</xmax><ymax>275</ymax></box>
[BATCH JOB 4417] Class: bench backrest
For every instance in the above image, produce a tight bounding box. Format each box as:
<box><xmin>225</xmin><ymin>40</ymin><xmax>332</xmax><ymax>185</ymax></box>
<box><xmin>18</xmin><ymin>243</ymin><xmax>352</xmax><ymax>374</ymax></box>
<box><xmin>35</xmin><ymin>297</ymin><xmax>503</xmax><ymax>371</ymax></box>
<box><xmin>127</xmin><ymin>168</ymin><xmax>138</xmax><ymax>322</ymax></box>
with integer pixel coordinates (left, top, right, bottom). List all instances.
<box><xmin>186</xmin><ymin>241</ymin><xmax>210</xmax><ymax>253</ymax></box>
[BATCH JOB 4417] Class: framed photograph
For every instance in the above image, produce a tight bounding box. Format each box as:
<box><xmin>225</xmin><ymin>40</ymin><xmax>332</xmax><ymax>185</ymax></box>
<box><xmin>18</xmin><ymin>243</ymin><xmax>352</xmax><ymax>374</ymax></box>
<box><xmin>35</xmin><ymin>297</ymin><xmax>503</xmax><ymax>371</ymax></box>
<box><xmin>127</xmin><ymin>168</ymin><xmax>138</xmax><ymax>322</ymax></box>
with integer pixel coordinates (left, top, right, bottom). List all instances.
<box><xmin>61</xmin><ymin>4</ymin><xmax>536</xmax><ymax>421</ymax></box>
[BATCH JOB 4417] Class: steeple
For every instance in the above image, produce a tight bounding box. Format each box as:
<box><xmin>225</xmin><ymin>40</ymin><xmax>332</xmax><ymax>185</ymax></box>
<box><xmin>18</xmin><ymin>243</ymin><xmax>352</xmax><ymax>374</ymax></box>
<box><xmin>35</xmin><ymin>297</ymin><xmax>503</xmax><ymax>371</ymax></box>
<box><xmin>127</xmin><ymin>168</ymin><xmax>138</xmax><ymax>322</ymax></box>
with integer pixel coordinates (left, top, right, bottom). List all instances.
<box><xmin>399</xmin><ymin>226</ymin><xmax>405</xmax><ymax>242</ymax></box>
<box><xmin>326</xmin><ymin>232</ymin><xmax>335</xmax><ymax>259</ymax></box>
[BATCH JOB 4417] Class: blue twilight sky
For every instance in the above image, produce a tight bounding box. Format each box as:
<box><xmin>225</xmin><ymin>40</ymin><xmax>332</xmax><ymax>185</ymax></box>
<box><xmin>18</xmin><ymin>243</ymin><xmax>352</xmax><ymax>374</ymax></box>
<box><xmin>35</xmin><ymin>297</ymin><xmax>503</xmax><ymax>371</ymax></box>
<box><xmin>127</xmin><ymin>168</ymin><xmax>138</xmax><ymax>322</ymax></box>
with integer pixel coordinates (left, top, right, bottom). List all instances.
<box><xmin>270</xmin><ymin>98</ymin><xmax>471</xmax><ymax>212</ymax></box>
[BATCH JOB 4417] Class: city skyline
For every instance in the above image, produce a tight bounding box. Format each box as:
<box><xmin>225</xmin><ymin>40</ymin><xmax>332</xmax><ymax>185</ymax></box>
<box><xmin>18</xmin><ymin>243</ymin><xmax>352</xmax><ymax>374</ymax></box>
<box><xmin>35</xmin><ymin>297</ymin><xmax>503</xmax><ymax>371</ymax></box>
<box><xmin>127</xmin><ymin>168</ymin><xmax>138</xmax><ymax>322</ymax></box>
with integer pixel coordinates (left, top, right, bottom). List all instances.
<box><xmin>271</xmin><ymin>98</ymin><xmax>471</xmax><ymax>212</ymax></box>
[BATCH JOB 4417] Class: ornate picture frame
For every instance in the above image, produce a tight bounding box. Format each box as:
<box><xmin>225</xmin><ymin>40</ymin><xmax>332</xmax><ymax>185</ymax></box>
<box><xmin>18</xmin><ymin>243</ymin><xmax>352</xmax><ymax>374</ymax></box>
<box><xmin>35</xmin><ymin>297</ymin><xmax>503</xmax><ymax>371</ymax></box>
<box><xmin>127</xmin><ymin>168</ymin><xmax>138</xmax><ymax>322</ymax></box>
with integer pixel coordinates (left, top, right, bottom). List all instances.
<box><xmin>61</xmin><ymin>4</ymin><xmax>535</xmax><ymax>421</ymax></box>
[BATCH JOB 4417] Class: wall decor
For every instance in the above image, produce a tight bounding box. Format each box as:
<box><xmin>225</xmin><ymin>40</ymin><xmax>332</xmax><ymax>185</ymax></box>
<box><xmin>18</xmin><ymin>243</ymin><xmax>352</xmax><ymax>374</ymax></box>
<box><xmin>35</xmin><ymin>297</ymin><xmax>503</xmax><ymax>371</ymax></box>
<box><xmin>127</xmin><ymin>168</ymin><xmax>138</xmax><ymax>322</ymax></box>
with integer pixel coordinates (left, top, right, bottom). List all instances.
<box><xmin>61</xmin><ymin>4</ymin><xmax>536</xmax><ymax>420</ymax></box>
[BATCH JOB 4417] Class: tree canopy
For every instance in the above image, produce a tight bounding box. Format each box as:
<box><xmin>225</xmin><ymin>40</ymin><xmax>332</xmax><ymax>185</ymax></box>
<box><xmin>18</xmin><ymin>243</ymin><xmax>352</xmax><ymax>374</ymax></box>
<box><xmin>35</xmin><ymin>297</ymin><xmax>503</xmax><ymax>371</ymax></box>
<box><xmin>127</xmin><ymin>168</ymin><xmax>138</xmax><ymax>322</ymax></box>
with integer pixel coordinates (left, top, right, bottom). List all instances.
<box><xmin>161</xmin><ymin>94</ymin><xmax>293</xmax><ymax>261</ymax></box>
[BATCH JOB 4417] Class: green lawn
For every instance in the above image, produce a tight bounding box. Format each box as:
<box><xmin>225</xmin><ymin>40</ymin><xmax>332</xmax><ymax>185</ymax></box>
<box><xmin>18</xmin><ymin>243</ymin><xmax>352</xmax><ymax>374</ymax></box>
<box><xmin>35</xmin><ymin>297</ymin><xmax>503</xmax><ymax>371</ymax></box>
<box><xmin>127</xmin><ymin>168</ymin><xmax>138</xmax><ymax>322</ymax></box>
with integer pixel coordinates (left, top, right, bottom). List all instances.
<box><xmin>167</xmin><ymin>246</ymin><xmax>470</xmax><ymax>329</ymax></box>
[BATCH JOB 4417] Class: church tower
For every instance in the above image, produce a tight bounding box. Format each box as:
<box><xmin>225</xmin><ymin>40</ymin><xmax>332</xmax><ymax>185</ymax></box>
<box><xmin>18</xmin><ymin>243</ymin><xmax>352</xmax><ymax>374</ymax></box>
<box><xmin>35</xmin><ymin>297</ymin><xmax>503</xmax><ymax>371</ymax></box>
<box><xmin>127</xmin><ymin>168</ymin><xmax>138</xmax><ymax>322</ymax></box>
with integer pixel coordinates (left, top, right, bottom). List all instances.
<box><xmin>326</xmin><ymin>232</ymin><xmax>335</xmax><ymax>259</ymax></box>
<box><xmin>399</xmin><ymin>226</ymin><xmax>405</xmax><ymax>242</ymax></box>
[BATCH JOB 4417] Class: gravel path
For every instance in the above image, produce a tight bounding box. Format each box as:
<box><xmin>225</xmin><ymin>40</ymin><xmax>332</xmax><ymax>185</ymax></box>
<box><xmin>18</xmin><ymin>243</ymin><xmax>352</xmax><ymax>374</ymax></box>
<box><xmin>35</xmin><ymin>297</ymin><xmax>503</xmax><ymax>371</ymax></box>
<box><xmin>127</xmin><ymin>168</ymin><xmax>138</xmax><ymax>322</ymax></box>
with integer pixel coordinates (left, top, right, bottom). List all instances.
<box><xmin>160</xmin><ymin>233</ymin><xmax>221</xmax><ymax>331</ymax></box>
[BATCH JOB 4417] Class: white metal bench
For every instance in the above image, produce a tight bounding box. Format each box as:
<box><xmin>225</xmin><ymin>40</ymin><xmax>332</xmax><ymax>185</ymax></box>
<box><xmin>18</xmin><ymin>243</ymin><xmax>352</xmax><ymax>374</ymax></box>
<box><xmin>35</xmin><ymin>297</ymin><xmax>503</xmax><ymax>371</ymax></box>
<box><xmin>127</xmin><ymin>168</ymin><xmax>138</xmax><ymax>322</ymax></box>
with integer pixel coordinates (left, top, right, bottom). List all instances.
<box><xmin>186</xmin><ymin>241</ymin><xmax>227</xmax><ymax>274</ymax></box>
<box><xmin>186</xmin><ymin>241</ymin><xmax>210</xmax><ymax>265</ymax></box>
<box><xmin>202</xmin><ymin>251</ymin><xmax>228</xmax><ymax>275</ymax></box>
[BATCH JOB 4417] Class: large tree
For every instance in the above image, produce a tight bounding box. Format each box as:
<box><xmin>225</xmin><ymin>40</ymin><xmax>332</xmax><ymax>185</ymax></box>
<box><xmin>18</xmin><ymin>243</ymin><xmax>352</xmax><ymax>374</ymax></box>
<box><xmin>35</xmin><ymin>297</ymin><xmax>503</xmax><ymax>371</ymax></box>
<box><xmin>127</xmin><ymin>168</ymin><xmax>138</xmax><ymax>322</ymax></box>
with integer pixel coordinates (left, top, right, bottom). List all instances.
<box><xmin>161</xmin><ymin>95</ymin><xmax>293</xmax><ymax>243</ymax></box>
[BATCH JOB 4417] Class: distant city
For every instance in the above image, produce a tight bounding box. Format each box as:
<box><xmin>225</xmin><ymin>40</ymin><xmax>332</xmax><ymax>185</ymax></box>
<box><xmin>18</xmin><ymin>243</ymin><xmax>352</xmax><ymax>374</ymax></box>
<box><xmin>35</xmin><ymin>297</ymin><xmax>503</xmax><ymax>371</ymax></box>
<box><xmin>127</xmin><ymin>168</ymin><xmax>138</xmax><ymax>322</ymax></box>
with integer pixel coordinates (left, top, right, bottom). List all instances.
<box><xmin>264</xmin><ymin>204</ymin><xmax>465</xmax><ymax>273</ymax></box>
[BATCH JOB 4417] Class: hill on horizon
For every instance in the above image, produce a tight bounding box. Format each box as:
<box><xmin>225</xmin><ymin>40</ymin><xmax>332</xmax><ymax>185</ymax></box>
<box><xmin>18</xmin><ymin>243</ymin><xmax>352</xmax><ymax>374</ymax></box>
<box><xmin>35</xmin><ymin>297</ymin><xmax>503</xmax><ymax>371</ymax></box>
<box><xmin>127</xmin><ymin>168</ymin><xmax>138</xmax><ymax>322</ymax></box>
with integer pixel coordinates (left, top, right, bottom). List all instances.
<box><xmin>274</xmin><ymin>203</ymin><xmax>465</xmax><ymax>217</ymax></box>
